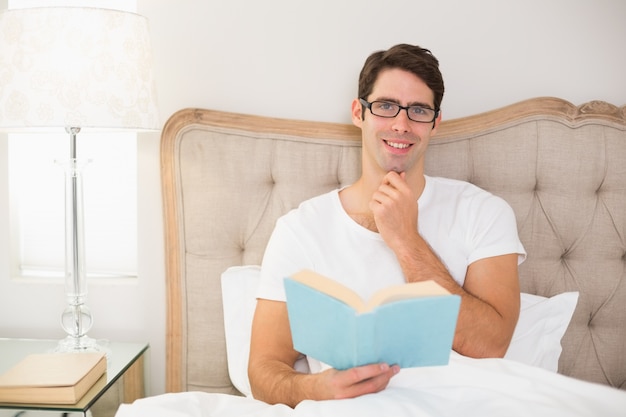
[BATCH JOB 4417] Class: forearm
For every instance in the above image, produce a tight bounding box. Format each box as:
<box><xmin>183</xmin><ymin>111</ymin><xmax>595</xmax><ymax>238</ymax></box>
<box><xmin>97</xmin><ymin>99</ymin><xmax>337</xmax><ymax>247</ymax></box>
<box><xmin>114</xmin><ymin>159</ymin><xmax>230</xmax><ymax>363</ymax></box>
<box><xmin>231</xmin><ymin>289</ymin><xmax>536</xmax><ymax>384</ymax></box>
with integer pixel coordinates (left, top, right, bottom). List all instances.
<box><xmin>248</xmin><ymin>358</ymin><xmax>315</xmax><ymax>407</ymax></box>
<box><xmin>249</xmin><ymin>358</ymin><xmax>399</xmax><ymax>407</ymax></box>
<box><xmin>395</xmin><ymin>235</ymin><xmax>518</xmax><ymax>358</ymax></box>
<box><xmin>449</xmin><ymin>290</ymin><xmax>515</xmax><ymax>357</ymax></box>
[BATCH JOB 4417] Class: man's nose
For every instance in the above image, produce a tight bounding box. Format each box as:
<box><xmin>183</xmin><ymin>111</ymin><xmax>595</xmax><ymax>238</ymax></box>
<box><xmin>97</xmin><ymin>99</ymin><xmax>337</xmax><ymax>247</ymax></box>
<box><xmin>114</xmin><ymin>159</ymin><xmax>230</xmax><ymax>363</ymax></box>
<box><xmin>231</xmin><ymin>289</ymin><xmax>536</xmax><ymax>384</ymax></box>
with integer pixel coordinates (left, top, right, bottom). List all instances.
<box><xmin>391</xmin><ymin>108</ymin><xmax>411</xmax><ymax>132</ymax></box>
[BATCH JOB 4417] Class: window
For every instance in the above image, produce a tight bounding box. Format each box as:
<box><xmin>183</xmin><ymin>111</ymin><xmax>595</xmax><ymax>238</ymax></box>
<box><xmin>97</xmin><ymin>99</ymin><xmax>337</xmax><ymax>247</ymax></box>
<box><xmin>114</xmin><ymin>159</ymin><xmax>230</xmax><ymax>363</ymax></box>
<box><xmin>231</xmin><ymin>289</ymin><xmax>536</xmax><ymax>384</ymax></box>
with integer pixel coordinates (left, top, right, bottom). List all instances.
<box><xmin>9</xmin><ymin>132</ymin><xmax>138</xmax><ymax>278</ymax></box>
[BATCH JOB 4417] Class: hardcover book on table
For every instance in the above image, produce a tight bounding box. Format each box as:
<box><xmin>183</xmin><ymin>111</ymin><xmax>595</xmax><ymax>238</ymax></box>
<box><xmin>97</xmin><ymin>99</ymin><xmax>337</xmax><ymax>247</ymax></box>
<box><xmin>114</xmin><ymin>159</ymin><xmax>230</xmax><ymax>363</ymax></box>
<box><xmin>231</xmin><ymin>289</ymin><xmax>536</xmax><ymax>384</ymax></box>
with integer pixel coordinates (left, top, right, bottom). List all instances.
<box><xmin>0</xmin><ymin>352</ymin><xmax>107</xmax><ymax>405</ymax></box>
<box><xmin>284</xmin><ymin>269</ymin><xmax>461</xmax><ymax>370</ymax></box>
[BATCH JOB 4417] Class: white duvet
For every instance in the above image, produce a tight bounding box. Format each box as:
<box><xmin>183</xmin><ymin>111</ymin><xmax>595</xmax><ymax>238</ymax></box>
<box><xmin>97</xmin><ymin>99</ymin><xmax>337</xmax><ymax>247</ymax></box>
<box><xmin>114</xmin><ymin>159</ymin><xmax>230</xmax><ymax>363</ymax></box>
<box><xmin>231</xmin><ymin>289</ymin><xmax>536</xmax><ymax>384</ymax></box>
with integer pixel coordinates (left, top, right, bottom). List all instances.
<box><xmin>116</xmin><ymin>353</ymin><xmax>626</xmax><ymax>417</ymax></box>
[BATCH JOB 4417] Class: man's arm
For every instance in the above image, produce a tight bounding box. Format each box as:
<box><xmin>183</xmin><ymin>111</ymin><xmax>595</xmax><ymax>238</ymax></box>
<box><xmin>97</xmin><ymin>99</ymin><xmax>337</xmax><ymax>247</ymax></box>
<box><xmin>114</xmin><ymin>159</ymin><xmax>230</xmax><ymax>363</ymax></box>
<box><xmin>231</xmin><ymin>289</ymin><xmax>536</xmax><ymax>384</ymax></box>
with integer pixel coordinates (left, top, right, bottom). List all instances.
<box><xmin>396</xmin><ymin>238</ymin><xmax>520</xmax><ymax>358</ymax></box>
<box><xmin>454</xmin><ymin>253</ymin><xmax>520</xmax><ymax>357</ymax></box>
<box><xmin>248</xmin><ymin>299</ymin><xmax>399</xmax><ymax>407</ymax></box>
<box><xmin>371</xmin><ymin>171</ymin><xmax>520</xmax><ymax>358</ymax></box>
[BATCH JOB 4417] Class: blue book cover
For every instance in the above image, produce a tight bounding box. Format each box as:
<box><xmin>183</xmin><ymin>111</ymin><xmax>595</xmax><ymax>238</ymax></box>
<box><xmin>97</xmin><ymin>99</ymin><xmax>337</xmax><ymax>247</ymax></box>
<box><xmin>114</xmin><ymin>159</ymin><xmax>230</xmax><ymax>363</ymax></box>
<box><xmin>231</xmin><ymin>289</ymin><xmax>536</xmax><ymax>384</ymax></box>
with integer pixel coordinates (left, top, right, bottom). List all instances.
<box><xmin>284</xmin><ymin>270</ymin><xmax>461</xmax><ymax>370</ymax></box>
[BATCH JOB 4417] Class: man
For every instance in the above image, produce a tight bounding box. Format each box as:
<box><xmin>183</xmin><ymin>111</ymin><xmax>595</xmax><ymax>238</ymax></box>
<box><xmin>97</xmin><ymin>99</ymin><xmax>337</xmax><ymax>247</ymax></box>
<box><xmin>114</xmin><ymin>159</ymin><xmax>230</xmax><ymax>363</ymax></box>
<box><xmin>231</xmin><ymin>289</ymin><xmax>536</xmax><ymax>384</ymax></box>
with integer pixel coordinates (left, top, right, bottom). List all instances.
<box><xmin>248</xmin><ymin>44</ymin><xmax>526</xmax><ymax>407</ymax></box>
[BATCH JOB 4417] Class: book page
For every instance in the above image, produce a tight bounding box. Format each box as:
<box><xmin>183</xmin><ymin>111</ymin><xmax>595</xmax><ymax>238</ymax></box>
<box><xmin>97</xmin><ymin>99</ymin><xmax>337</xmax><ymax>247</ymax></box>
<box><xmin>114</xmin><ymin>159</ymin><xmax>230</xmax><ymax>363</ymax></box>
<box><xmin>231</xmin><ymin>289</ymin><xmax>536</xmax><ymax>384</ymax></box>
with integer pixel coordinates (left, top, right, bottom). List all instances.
<box><xmin>366</xmin><ymin>280</ymin><xmax>450</xmax><ymax>311</ymax></box>
<box><xmin>290</xmin><ymin>271</ymin><xmax>451</xmax><ymax>314</ymax></box>
<box><xmin>291</xmin><ymin>270</ymin><xmax>366</xmax><ymax>312</ymax></box>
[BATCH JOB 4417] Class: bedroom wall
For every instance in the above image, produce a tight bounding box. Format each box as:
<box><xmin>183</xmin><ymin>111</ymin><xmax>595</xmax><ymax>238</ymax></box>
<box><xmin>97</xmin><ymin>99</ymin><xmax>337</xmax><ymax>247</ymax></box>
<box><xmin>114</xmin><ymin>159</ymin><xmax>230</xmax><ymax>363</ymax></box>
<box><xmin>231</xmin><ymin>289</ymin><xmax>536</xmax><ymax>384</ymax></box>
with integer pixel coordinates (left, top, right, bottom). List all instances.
<box><xmin>0</xmin><ymin>0</ymin><xmax>624</xmax><ymax>397</ymax></box>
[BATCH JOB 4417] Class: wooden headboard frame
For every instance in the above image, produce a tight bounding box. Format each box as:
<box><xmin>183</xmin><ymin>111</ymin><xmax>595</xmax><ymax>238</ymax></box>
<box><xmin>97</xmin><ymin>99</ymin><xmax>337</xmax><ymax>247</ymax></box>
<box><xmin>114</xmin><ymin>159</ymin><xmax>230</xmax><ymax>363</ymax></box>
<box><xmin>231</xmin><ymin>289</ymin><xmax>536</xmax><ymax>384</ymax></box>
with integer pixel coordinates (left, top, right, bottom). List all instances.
<box><xmin>161</xmin><ymin>97</ymin><xmax>626</xmax><ymax>393</ymax></box>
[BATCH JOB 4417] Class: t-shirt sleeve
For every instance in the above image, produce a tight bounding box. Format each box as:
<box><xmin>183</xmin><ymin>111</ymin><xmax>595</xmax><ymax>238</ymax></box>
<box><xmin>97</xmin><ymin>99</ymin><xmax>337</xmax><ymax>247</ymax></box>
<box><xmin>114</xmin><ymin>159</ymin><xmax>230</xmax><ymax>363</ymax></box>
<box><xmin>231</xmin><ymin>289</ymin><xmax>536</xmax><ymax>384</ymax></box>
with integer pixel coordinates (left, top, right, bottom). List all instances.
<box><xmin>256</xmin><ymin>216</ymin><xmax>312</xmax><ymax>302</ymax></box>
<box><xmin>468</xmin><ymin>194</ymin><xmax>526</xmax><ymax>265</ymax></box>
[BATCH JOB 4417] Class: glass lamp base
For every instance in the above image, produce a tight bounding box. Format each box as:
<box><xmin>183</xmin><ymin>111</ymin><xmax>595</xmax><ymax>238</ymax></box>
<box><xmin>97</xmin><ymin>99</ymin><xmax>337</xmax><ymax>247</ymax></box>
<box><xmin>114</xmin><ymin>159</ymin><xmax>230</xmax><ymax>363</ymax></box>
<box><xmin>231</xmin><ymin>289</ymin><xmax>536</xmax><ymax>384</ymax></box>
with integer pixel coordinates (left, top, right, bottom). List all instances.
<box><xmin>55</xmin><ymin>335</ymin><xmax>111</xmax><ymax>356</ymax></box>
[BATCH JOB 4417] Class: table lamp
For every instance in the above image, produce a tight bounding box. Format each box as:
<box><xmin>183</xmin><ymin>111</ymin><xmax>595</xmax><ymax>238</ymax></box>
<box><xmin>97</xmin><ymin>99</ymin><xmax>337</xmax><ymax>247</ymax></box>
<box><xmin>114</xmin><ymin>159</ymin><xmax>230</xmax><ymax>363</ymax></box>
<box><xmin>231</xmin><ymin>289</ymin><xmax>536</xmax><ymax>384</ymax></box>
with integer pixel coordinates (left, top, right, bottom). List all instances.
<box><xmin>0</xmin><ymin>7</ymin><xmax>159</xmax><ymax>351</ymax></box>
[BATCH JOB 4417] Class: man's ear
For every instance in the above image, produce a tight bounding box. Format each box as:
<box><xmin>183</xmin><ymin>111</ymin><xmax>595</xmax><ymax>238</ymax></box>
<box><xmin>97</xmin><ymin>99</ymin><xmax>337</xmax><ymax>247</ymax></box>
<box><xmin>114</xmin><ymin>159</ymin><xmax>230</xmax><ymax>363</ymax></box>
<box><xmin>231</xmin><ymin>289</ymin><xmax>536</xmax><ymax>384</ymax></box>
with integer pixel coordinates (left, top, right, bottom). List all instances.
<box><xmin>431</xmin><ymin>111</ymin><xmax>443</xmax><ymax>134</ymax></box>
<box><xmin>351</xmin><ymin>98</ymin><xmax>363</xmax><ymax>128</ymax></box>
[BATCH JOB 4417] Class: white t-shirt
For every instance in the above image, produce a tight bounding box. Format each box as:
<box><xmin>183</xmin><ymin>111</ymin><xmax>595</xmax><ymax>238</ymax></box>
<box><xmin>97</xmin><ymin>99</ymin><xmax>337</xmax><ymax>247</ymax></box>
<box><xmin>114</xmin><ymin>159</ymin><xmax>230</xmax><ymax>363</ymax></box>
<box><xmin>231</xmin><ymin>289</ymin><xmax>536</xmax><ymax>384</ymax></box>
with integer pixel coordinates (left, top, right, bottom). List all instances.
<box><xmin>257</xmin><ymin>175</ymin><xmax>526</xmax><ymax>304</ymax></box>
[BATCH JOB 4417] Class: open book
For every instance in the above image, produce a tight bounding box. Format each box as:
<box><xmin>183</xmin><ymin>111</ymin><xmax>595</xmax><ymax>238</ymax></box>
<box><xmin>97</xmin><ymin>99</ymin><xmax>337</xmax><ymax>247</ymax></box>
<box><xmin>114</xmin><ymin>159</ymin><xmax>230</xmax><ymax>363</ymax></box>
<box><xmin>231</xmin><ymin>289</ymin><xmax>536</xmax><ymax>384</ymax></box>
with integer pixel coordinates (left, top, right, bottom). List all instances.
<box><xmin>0</xmin><ymin>352</ymin><xmax>107</xmax><ymax>404</ymax></box>
<box><xmin>284</xmin><ymin>269</ymin><xmax>461</xmax><ymax>370</ymax></box>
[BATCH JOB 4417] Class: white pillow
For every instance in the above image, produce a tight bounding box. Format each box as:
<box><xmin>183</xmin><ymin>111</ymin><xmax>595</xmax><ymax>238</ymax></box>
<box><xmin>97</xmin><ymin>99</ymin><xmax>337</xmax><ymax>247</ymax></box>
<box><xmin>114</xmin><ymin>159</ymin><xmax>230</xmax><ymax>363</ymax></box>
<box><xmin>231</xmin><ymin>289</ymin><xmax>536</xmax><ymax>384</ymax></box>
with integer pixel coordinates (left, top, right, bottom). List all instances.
<box><xmin>221</xmin><ymin>265</ymin><xmax>260</xmax><ymax>397</ymax></box>
<box><xmin>221</xmin><ymin>266</ymin><xmax>579</xmax><ymax>395</ymax></box>
<box><xmin>221</xmin><ymin>265</ymin><xmax>309</xmax><ymax>397</ymax></box>
<box><xmin>504</xmin><ymin>291</ymin><xmax>578</xmax><ymax>372</ymax></box>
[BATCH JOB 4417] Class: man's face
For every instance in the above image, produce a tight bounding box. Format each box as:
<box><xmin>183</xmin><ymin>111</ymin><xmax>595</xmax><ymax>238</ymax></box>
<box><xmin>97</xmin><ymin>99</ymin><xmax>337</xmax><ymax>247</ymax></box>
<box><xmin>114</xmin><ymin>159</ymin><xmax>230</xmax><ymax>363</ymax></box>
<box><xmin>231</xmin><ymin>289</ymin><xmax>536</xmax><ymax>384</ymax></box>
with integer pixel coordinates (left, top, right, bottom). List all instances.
<box><xmin>352</xmin><ymin>68</ymin><xmax>441</xmax><ymax>176</ymax></box>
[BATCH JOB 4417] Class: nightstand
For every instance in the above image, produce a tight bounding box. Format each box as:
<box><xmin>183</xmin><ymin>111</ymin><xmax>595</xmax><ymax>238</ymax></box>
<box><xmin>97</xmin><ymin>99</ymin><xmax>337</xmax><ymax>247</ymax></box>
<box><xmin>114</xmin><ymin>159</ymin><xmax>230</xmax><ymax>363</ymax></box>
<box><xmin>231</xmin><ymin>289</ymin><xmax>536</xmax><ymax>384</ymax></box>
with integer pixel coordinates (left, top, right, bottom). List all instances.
<box><xmin>0</xmin><ymin>338</ymin><xmax>148</xmax><ymax>417</ymax></box>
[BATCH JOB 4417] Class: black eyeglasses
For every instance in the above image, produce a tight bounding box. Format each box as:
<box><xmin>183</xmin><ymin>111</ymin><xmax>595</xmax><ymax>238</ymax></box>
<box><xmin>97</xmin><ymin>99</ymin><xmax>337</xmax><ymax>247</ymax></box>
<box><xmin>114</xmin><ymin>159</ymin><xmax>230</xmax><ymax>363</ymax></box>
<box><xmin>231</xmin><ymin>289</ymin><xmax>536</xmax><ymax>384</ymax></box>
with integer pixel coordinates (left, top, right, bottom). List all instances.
<box><xmin>359</xmin><ymin>98</ymin><xmax>439</xmax><ymax>123</ymax></box>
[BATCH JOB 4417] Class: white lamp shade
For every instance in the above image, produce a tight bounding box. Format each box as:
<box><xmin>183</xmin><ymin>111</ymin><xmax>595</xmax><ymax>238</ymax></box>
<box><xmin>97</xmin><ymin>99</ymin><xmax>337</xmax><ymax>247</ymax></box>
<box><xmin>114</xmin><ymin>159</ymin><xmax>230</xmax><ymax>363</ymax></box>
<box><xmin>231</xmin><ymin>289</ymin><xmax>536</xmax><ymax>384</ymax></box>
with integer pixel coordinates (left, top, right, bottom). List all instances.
<box><xmin>0</xmin><ymin>7</ymin><xmax>159</xmax><ymax>131</ymax></box>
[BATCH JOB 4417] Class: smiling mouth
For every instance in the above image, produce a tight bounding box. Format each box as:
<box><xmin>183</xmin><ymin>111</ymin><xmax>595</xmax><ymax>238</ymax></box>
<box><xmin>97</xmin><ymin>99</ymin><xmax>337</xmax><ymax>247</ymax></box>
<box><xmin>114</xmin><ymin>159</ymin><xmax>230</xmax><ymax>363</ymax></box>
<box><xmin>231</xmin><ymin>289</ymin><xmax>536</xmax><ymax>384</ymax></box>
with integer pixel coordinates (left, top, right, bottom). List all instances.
<box><xmin>384</xmin><ymin>140</ymin><xmax>412</xmax><ymax>149</ymax></box>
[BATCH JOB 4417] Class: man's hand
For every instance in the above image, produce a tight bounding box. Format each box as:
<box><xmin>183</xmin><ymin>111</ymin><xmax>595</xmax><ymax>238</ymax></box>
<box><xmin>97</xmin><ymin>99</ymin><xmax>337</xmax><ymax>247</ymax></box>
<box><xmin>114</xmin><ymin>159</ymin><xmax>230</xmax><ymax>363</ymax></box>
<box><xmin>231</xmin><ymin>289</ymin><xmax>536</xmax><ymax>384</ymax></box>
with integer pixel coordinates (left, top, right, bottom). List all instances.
<box><xmin>369</xmin><ymin>171</ymin><xmax>418</xmax><ymax>250</ymax></box>
<box><xmin>312</xmin><ymin>363</ymin><xmax>400</xmax><ymax>401</ymax></box>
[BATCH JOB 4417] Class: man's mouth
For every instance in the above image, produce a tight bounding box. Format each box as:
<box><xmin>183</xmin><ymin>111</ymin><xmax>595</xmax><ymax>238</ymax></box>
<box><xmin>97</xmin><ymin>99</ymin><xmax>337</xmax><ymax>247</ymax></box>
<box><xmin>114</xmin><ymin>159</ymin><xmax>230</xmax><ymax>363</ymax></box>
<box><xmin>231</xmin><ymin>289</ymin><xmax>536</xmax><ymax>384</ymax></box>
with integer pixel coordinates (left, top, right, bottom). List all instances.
<box><xmin>384</xmin><ymin>140</ymin><xmax>412</xmax><ymax>149</ymax></box>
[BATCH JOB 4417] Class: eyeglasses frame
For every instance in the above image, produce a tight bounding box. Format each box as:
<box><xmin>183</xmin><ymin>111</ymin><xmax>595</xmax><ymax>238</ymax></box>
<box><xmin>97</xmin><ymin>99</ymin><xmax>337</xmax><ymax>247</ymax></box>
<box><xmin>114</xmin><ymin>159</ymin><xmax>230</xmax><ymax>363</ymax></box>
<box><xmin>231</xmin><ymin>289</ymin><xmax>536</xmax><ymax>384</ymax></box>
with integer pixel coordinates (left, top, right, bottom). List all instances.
<box><xmin>359</xmin><ymin>98</ymin><xmax>440</xmax><ymax>124</ymax></box>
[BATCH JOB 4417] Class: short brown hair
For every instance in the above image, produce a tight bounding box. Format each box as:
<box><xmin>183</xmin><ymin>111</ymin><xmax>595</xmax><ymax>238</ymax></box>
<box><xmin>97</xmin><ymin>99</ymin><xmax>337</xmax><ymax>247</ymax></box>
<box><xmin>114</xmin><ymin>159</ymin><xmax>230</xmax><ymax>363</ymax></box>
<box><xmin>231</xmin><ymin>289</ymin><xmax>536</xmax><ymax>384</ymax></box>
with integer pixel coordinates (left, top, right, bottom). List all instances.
<box><xmin>358</xmin><ymin>44</ymin><xmax>444</xmax><ymax>112</ymax></box>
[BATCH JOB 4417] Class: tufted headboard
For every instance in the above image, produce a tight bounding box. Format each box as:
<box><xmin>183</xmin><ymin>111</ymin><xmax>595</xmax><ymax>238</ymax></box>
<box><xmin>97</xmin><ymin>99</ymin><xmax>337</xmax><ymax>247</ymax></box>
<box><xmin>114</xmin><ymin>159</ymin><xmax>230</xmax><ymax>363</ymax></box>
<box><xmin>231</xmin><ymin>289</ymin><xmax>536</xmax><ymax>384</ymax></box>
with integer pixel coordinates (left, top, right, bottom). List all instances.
<box><xmin>161</xmin><ymin>97</ymin><xmax>626</xmax><ymax>395</ymax></box>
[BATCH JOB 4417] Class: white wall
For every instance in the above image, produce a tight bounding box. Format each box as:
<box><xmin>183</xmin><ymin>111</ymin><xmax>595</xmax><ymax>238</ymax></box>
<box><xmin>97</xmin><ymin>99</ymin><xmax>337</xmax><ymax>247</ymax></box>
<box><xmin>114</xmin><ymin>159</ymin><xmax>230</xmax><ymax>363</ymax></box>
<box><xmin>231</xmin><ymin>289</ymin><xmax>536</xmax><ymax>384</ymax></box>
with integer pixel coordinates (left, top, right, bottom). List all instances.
<box><xmin>140</xmin><ymin>0</ymin><xmax>626</xmax><ymax>124</ymax></box>
<box><xmin>1</xmin><ymin>0</ymin><xmax>624</xmax><ymax>397</ymax></box>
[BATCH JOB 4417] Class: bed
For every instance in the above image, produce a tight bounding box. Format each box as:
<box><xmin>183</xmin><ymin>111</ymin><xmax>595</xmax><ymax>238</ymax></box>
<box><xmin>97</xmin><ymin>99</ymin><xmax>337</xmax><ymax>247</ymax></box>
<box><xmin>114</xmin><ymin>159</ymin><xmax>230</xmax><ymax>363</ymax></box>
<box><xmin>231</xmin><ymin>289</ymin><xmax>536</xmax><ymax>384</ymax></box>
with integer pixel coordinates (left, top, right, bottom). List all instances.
<box><xmin>117</xmin><ymin>97</ymin><xmax>626</xmax><ymax>416</ymax></box>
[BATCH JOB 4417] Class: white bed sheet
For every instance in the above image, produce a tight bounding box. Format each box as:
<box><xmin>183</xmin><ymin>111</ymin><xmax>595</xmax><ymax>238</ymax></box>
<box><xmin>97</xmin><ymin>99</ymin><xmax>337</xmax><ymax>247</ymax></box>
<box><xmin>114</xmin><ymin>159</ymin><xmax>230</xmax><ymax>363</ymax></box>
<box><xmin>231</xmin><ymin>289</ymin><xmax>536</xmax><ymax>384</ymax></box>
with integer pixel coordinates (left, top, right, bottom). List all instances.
<box><xmin>116</xmin><ymin>353</ymin><xmax>626</xmax><ymax>417</ymax></box>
